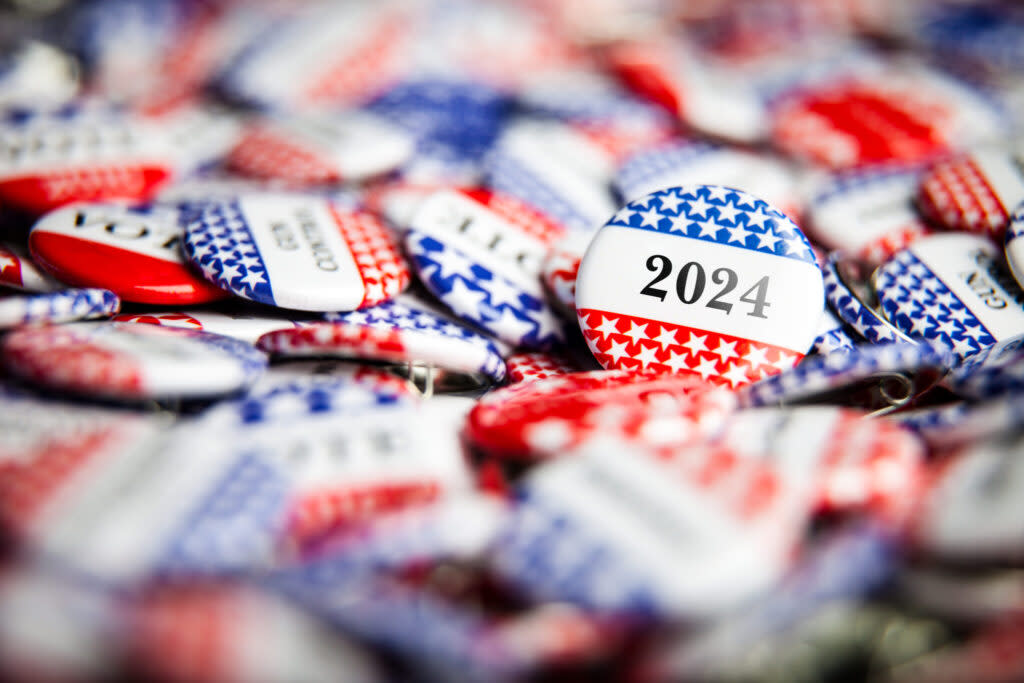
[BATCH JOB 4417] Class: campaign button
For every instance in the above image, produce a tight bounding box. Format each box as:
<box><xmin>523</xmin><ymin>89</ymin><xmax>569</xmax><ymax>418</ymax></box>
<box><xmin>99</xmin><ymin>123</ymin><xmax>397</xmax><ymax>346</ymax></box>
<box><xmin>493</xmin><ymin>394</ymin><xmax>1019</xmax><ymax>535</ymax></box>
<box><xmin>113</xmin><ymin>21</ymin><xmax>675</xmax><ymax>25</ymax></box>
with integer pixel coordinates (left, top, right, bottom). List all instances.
<box><xmin>485</xmin><ymin>118</ymin><xmax>618</xmax><ymax>234</ymax></box>
<box><xmin>28</xmin><ymin>203</ymin><xmax>228</xmax><ymax>305</ymax></box>
<box><xmin>256</xmin><ymin>295</ymin><xmax>507</xmax><ymax>384</ymax></box>
<box><xmin>824</xmin><ymin>252</ymin><xmax>917</xmax><ymax>345</ymax></box>
<box><xmin>614</xmin><ymin>141</ymin><xmax>798</xmax><ymax>217</ymax></box>
<box><xmin>0</xmin><ymin>106</ymin><xmax>175</xmax><ymax>215</ymax></box>
<box><xmin>576</xmin><ymin>185</ymin><xmax>823</xmax><ymax>388</ymax></box>
<box><xmin>771</xmin><ymin>66</ymin><xmax>1005</xmax><ymax>169</ymax></box>
<box><xmin>874</xmin><ymin>233</ymin><xmax>1024</xmax><ymax>359</ymax></box>
<box><xmin>918</xmin><ymin>144</ymin><xmax>1024</xmax><ymax>240</ymax></box>
<box><xmin>0</xmin><ymin>288</ymin><xmax>119</xmax><ymax>329</ymax></box>
<box><xmin>947</xmin><ymin>333</ymin><xmax>1024</xmax><ymax>400</ymax></box>
<box><xmin>0</xmin><ymin>241</ymin><xmax>61</xmax><ymax>292</ymax></box>
<box><xmin>740</xmin><ymin>341</ymin><xmax>954</xmax><ymax>414</ymax></box>
<box><xmin>113</xmin><ymin>307</ymin><xmax>315</xmax><ymax>344</ymax></box>
<box><xmin>715</xmin><ymin>406</ymin><xmax>926</xmax><ymax>516</ymax></box>
<box><xmin>1004</xmin><ymin>202</ymin><xmax>1024</xmax><ymax>289</ymax></box>
<box><xmin>808</xmin><ymin>164</ymin><xmax>932</xmax><ymax>267</ymax></box>
<box><xmin>504</xmin><ymin>351</ymin><xmax>592</xmax><ymax>384</ymax></box>
<box><xmin>810</xmin><ymin>306</ymin><xmax>856</xmax><ymax>355</ymax></box>
<box><xmin>227</xmin><ymin>110</ymin><xmax>414</xmax><ymax>185</ymax></box>
<box><xmin>466</xmin><ymin>369</ymin><xmax>736</xmax><ymax>461</ymax></box>
<box><xmin>405</xmin><ymin>188</ymin><xmax>567</xmax><ymax>349</ymax></box>
<box><xmin>1</xmin><ymin>321</ymin><xmax>267</xmax><ymax>400</ymax></box>
<box><xmin>182</xmin><ymin>195</ymin><xmax>409</xmax><ymax>311</ymax></box>
<box><xmin>911</xmin><ymin>432</ymin><xmax>1024</xmax><ymax>563</ymax></box>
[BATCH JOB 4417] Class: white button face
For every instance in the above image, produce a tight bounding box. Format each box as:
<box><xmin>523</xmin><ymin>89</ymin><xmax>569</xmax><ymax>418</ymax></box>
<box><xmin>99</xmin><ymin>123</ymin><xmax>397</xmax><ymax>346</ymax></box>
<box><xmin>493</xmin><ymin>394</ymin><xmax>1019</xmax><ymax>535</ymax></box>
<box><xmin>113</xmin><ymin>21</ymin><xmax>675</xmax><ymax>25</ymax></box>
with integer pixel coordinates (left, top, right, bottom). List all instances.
<box><xmin>875</xmin><ymin>233</ymin><xmax>1024</xmax><ymax>359</ymax></box>
<box><xmin>575</xmin><ymin>184</ymin><xmax>823</xmax><ymax>388</ymax></box>
<box><xmin>405</xmin><ymin>189</ymin><xmax>567</xmax><ymax>349</ymax></box>
<box><xmin>182</xmin><ymin>195</ymin><xmax>409</xmax><ymax>312</ymax></box>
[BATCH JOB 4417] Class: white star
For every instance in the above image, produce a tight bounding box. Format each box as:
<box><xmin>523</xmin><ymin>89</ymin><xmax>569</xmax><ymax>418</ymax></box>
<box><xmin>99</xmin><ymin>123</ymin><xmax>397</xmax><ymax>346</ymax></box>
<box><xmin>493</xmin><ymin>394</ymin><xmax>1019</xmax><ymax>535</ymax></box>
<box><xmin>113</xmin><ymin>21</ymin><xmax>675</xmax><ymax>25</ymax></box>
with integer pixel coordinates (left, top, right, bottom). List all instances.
<box><xmin>343</xmin><ymin>311</ymin><xmax>368</xmax><ymax>325</ymax></box>
<box><xmin>772</xmin><ymin>351</ymin><xmax>796</xmax><ymax>371</ymax></box>
<box><xmin>692</xmin><ymin>355</ymin><xmax>719</xmax><ymax>380</ymax></box>
<box><xmin>935</xmin><ymin>319</ymin><xmax>959</xmax><ymax>338</ymax></box>
<box><xmin>686</xmin><ymin>196</ymin><xmax>713</xmax><ymax>218</ymax></box>
<box><xmin>705</xmin><ymin>186</ymin><xmax>731</xmax><ymax>202</ymax></box>
<box><xmin>712</xmin><ymin>339</ymin><xmax>739</xmax><ymax>362</ymax></box>
<box><xmin>743</xmin><ymin>345</ymin><xmax>770</xmax><ymax>367</ymax></box>
<box><xmin>489</xmin><ymin>306</ymin><xmax>535</xmax><ymax>343</ymax></box>
<box><xmin>220</xmin><ymin>263</ymin><xmax>242</xmax><ymax>283</ymax></box>
<box><xmin>610</xmin><ymin>207</ymin><xmax>636</xmax><ymax>224</ymax></box>
<box><xmin>696</xmin><ymin>219</ymin><xmax>720</xmax><ymax>238</ymax></box>
<box><xmin>593</xmin><ymin>314</ymin><xmax>621</xmax><ymax>338</ymax></box>
<box><xmin>240</xmin><ymin>269</ymin><xmax>266</xmax><ymax>289</ymax></box>
<box><xmin>636</xmin><ymin>344</ymin><xmax>661</xmax><ymax>368</ymax></box>
<box><xmin>653</xmin><ymin>325</ymin><xmax>679</xmax><ymax>347</ymax></box>
<box><xmin>952</xmin><ymin>336</ymin><xmax>977</xmax><ymax>357</ymax></box>
<box><xmin>0</xmin><ymin>253</ymin><xmax>17</xmax><ymax>272</ymax></box>
<box><xmin>638</xmin><ymin>207</ymin><xmax>663</xmax><ymax>228</ymax></box>
<box><xmin>526</xmin><ymin>307</ymin><xmax>564</xmax><ymax>342</ymax></box>
<box><xmin>721</xmin><ymin>363</ymin><xmax>750</xmax><ymax>388</ymax></box>
<box><xmin>605</xmin><ymin>339</ymin><xmax>631</xmax><ymax>363</ymax></box>
<box><xmin>445</xmin><ymin>277</ymin><xmax>488</xmax><ymax>317</ymax></box>
<box><xmin>669</xmin><ymin>214</ymin><xmax>690</xmax><ymax>233</ymax></box>
<box><xmin>725</xmin><ymin>224</ymin><xmax>750</xmax><ymax>245</ymax></box>
<box><xmin>664</xmin><ymin>352</ymin><xmax>693</xmax><ymax>372</ymax></box>
<box><xmin>715</xmin><ymin>202</ymin><xmax>742</xmax><ymax>225</ymax></box>
<box><xmin>623</xmin><ymin>320</ymin><xmax>649</xmax><ymax>345</ymax></box>
<box><xmin>756</xmin><ymin>231</ymin><xmax>781</xmax><ymax>250</ymax></box>
<box><xmin>485</xmin><ymin>275</ymin><xmax>524</xmax><ymax>308</ymax></box>
<box><xmin>429</xmin><ymin>245</ymin><xmax>476</xmax><ymax>281</ymax></box>
<box><xmin>683</xmin><ymin>331</ymin><xmax>708</xmax><ymax>355</ymax></box>
<box><xmin>961</xmin><ymin>323</ymin><xmax>986</xmax><ymax>341</ymax></box>
<box><xmin>910</xmin><ymin>315</ymin><xmax>932</xmax><ymax>336</ymax></box>
<box><xmin>657</xmin><ymin>192</ymin><xmax>684</xmax><ymax>214</ymax></box>
<box><xmin>745</xmin><ymin>208</ymin><xmax>771</xmax><ymax>229</ymax></box>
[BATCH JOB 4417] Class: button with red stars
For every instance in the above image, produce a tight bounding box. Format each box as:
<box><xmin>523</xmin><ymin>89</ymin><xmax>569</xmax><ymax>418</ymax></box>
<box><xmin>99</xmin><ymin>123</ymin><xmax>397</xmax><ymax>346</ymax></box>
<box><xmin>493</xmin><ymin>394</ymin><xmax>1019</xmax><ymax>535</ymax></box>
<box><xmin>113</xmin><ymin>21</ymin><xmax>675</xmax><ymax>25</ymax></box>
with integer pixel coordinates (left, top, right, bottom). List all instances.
<box><xmin>466</xmin><ymin>369</ymin><xmax>736</xmax><ymax>462</ymax></box>
<box><xmin>575</xmin><ymin>185</ymin><xmax>824</xmax><ymax>388</ymax></box>
<box><xmin>0</xmin><ymin>106</ymin><xmax>175</xmax><ymax>215</ymax></box>
<box><xmin>28</xmin><ymin>203</ymin><xmax>228</xmax><ymax>305</ymax></box>
<box><xmin>113</xmin><ymin>308</ymin><xmax>315</xmax><ymax>344</ymax></box>
<box><xmin>1</xmin><ymin>321</ymin><xmax>268</xmax><ymax>401</ymax></box>
<box><xmin>918</xmin><ymin>143</ymin><xmax>1024</xmax><ymax>240</ymax></box>
<box><xmin>182</xmin><ymin>194</ymin><xmax>410</xmax><ymax>312</ymax></box>
<box><xmin>227</xmin><ymin>110</ymin><xmax>414</xmax><ymax>185</ymax></box>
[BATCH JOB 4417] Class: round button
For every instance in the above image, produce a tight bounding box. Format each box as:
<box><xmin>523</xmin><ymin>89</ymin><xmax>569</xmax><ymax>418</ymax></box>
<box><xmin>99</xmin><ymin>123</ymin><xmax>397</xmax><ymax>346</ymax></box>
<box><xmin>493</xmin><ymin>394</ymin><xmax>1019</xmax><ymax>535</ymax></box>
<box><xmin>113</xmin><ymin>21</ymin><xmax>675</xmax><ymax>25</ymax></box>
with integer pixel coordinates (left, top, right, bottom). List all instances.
<box><xmin>1</xmin><ymin>321</ymin><xmax>268</xmax><ymax>400</ymax></box>
<box><xmin>874</xmin><ymin>233</ymin><xmax>1024</xmax><ymax>359</ymax></box>
<box><xmin>29</xmin><ymin>203</ymin><xmax>228</xmax><ymax>305</ymax></box>
<box><xmin>182</xmin><ymin>195</ymin><xmax>409</xmax><ymax>312</ymax></box>
<box><xmin>918</xmin><ymin>145</ymin><xmax>1024</xmax><ymax>240</ymax></box>
<box><xmin>0</xmin><ymin>288</ymin><xmax>119</xmax><ymax>329</ymax></box>
<box><xmin>575</xmin><ymin>184</ymin><xmax>823</xmax><ymax>388</ymax></box>
<box><xmin>1004</xmin><ymin>202</ymin><xmax>1024</xmax><ymax>289</ymax></box>
<box><xmin>0</xmin><ymin>241</ymin><xmax>60</xmax><ymax>292</ymax></box>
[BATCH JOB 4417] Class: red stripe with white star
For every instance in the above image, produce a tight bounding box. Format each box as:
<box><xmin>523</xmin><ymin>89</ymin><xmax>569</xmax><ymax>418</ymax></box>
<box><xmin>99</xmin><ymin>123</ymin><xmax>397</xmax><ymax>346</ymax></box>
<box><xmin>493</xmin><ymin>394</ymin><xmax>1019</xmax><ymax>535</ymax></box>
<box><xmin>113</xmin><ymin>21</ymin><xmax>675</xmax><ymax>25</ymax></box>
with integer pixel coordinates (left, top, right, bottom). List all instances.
<box><xmin>328</xmin><ymin>206</ymin><xmax>410</xmax><ymax>309</ymax></box>
<box><xmin>577</xmin><ymin>308</ymin><xmax>802</xmax><ymax>389</ymax></box>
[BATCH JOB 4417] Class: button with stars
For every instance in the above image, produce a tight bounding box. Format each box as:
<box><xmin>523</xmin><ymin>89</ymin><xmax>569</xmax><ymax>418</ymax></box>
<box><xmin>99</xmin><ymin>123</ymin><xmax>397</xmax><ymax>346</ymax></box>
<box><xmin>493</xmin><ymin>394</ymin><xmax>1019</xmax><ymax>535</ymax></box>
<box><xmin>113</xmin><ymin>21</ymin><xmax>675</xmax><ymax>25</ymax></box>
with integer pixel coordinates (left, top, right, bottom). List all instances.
<box><xmin>873</xmin><ymin>233</ymin><xmax>1024</xmax><ymax>360</ymax></box>
<box><xmin>182</xmin><ymin>194</ymin><xmax>410</xmax><ymax>312</ymax></box>
<box><xmin>0</xmin><ymin>288</ymin><xmax>120</xmax><ymax>329</ymax></box>
<box><xmin>1</xmin><ymin>321</ymin><xmax>268</xmax><ymax>401</ymax></box>
<box><xmin>918</xmin><ymin>144</ymin><xmax>1024</xmax><ymax>241</ymax></box>
<box><xmin>28</xmin><ymin>202</ymin><xmax>229</xmax><ymax>305</ymax></box>
<box><xmin>255</xmin><ymin>293</ymin><xmax>508</xmax><ymax>385</ymax></box>
<box><xmin>575</xmin><ymin>184</ymin><xmax>824</xmax><ymax>388</ymax></box>
<box><xmin>405</xmin><ymin>188</ymin><xmax>568</xmax><ymax>350</ymax></box>
<box><xmin>1004</xmin><ymin>203</ymin><xmax>1024</xmax><ymax>290</ymax></box>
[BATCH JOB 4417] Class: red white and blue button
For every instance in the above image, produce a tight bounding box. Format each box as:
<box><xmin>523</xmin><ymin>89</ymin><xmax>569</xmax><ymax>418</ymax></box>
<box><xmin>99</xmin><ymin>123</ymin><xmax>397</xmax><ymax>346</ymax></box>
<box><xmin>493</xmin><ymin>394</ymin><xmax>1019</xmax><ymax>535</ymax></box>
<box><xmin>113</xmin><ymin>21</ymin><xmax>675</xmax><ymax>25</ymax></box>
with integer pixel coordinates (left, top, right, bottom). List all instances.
<box><xmin>182</xmin><ymin>195</ymin><xmax>409</xmax><ymax>312</ymax></box>
<box><xmin>576</xmin><ymin>185</ymin><xmax>823</xmax><ymax>387</ymax></box>
<box><xmin>0</xmin><ymin>288</ymin><xmax>119</xmax><ymax>329</ymax></box>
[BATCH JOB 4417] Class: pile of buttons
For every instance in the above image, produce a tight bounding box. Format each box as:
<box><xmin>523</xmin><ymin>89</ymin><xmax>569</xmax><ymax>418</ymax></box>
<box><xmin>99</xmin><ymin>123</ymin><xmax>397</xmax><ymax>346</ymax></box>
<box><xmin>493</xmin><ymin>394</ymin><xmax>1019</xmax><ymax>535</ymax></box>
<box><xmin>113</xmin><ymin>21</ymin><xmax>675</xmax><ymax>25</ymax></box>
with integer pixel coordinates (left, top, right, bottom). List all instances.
<box><xmin>2</xmin><ymin>0</ymin><xmax>1024</xmax><ymax>680</ymax></box>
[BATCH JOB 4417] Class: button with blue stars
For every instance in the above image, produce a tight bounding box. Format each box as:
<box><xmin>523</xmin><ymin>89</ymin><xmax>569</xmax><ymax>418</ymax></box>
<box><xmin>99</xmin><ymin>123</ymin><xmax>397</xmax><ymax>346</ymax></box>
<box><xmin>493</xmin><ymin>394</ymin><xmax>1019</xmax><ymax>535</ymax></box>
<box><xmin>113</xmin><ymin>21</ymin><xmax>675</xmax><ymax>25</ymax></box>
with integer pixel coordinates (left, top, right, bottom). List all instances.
<box><xmin>739</xmin><ymin>341</ymin><xmax>954</xmax><ymax>413</ymax></box>
<box><xmin>1004</xmin><ymin>203</ymin><xmax>1024</xmax><ymax>290</ymax></box>
<box><xmin>0</xmin><ymin>288</ymin><xmax>119</xmax><ymax>329</ymax></box>
<box><xmin>182</xmin><ymin>194</ymin><xmax>410</xmax><ymax>312</ymax></box>
<box><xmin>405</xmin><ymin>188</ymin><xmax>567</xmax><ymax>350</ymax></box>
<box><xmin>874</xmin><ymin>233</ymin><xmax>1024</xmax><ymax>360</ymax></box>
<box><xmin>575</xmin><ymin>184</ymin><xmax>824</xmax><ymax>388</ymax></box>
<box><xmin>824</xmin><ymin>252</ymin><xmax>916</xmax><ymax>345</ymax></box>
<box><xmin>1</xmin><ymin>321</ymin><xmax>267</xmax><ymax>400</ymax></box>
<box><xmin>947</xmin><ymin>333</ymin><xmax>1024</xmax><ymax>400</ymax></box>
<box><xmin>810</xmin><ymin>306</ymin><xmax>856</xmax><ymax>355</ymax></box>
<box><xmin>256</xmin><ymin>294</ymin><xmax>507</xmax><ymax>384</ymax></box>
